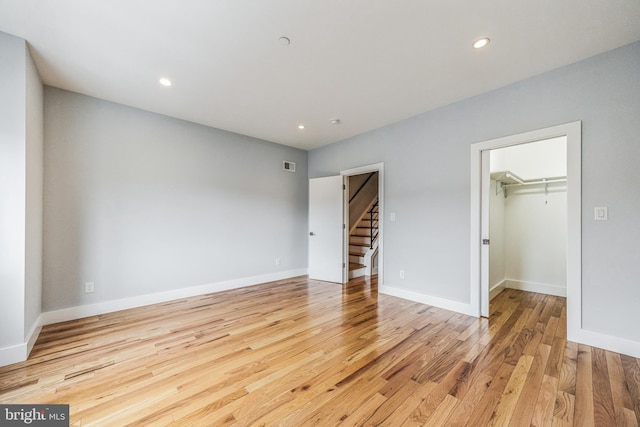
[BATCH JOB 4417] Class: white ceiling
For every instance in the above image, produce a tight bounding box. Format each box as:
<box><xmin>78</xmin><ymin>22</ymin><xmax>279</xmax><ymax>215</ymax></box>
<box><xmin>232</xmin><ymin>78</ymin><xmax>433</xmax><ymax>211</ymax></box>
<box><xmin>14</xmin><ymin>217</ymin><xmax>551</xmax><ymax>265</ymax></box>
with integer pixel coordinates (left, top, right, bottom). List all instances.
<box><xmin>1</xmin><ymin>1</ymin><xmax>640</xmax><ymax>150</ymax></box>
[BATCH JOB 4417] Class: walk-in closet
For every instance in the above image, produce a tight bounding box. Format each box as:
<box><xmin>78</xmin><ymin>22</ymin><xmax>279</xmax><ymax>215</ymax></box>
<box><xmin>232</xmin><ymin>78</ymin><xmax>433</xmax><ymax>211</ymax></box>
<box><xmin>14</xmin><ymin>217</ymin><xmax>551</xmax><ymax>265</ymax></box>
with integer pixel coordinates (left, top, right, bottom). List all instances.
<box><xmin>489</xmin><ymin>136</ymin><xmax>567</xmax><ymax>299</ymax></box>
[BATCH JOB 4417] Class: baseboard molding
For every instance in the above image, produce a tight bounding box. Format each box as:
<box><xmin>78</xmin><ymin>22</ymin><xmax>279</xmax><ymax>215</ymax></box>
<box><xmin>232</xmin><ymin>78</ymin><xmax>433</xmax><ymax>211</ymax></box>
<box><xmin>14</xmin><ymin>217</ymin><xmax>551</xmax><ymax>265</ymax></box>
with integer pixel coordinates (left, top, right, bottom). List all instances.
<box><xmin>489</xmin><ymin>280</ymin><xmax>506</xmax><ymax>300</ymax></box>
<box><xmin>381</xmin><ymin>281</ymin><xmax>639</xmax><ymax>358</ymax></box>
<box><xmin>505</xmin><ymin>279</ymin><xmax>566</xmax><ymax>297</ymax></box>
<box><xmin>0</xmin><ymin>315</ymin><xmax>43</xmax><ymax>367</ymax></box>
<box><xmin>6</xmin><ymin>270</ymin><xmax>638</xmax><ymax>367</ymax></box>
<box><xmin>2</xmin><ymin>270</ymin><xmax>308</xmax><ymax>368</ymax></box>
<box><xmin>569</xmin><ymin>328</ymin><xmax>640</xmax><ymax>359</ymax></box>
<box><xmin>41</xmin><ymin>269</ymin><xmax>308</xmax><ymax>326</ymax></box>
<box><xmin>26</xmin><ymin>315</ymin><xmax>43</xmax><ymax>356</ymax></box>
<box><xmin>0</xmin><ymin>343</ymin><xmax>28</xmax><ymax>367</ymax></box>
<box><xmin>379</xmin><ymin>284</ymin><xmax>476</xmax><ymax>316</ymax></box>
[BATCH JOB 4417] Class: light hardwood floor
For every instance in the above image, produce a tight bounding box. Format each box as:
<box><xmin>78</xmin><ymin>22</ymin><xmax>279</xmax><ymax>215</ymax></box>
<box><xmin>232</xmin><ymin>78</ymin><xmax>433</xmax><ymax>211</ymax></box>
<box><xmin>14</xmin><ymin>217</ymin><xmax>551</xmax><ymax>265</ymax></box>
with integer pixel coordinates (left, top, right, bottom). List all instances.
<box><xmin>1</xmin><ymin>276</ymin><xmax>639</xmax><ymax>426</ymax></box>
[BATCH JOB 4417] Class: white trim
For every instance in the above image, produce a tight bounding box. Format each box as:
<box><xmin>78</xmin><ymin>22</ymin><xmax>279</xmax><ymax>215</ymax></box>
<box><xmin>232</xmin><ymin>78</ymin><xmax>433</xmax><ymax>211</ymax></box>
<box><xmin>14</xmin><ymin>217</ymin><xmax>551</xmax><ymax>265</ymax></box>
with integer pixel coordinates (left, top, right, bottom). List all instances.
<box><xmin>26</xmin><ymin>315</ymin><xmax>42</xmax><ymax>355</ymax></box>
<box><xmin>570</xmin><ymin>329</ymin><xmax>640</xmax><ymax>359</ymax></box>
<box><xmin>0</xmin><ymin>343</ymin><xmax>27</xmax><ymax>367</ymax></box>
<box><xmin>3</xmin><ymin>269</ymin><xmax>307</xmax><ymax>367</ymax></box>
<box><xmin>341</xmin><ymin>163</ymin><xmax>384</xmax><ymax>289</ymax></box>
<box><xmin>471</xmin><ymin>121</ymin><xmax>590</xmax><ymax>342</ymax></box>
<box><xmin>469</xmin><ymin>146</ymin><xmax>482</xmax><ymax>316</ymax></box>
<box><xmin>505</xmin><ymin>280</ymin><xmax>566</xmax><ymax>297</ymax></box>
<box><xmin>364</xmin><ymin>243</ymin><xmax>378</xmax><ymax>277</ymax></box>
<box><xmin>380</xmin><ymin>284</ymin><xmax>476</xmax><ymax>316</ymax></box>
<box><xmin>480</xmin><ymin>150</ymin><xmax>491</xmax><ymax>316</ymax></box>
<box><xmin>489</xmin><ymin>280</ymin><xmax>506</xmax><ymax>300</ymax></box>
<box><xmin>41</xmin><ymin>269</ymin><xmax>307</xmax><ymax>325</ymax></box>
<box><xmin>0</xmin><ymin>315</ymin><xmax>44</xmax><ymax>367</ymax></box>
<box><xmin>564</xmin><ymin>122</ymin><xmax>582</xmax><ymax>347</ymax></box>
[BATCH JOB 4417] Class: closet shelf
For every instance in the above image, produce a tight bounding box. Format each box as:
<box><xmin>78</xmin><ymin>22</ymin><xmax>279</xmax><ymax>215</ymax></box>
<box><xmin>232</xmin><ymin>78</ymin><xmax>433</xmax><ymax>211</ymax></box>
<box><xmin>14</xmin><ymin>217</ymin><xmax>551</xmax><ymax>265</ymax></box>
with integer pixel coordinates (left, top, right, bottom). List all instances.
<box><xmin>490</xmin><ymin>171</ymin><xmax>525</xmax><ymax>185</ymax></box>
<box><xmin>491</xmin><ymin>171</ymin><xmax>566</xmax><ymax>187</ymax></box>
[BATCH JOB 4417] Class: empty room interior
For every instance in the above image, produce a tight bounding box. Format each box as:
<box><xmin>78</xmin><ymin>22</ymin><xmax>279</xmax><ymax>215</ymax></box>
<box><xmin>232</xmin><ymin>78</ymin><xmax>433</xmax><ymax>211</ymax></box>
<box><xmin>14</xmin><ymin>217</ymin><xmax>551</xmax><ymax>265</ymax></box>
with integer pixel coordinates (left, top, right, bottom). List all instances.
<box><xmin>1</xmin><ymin>1</ymin><xmax>640</xmax><ymax>426</ymax></box>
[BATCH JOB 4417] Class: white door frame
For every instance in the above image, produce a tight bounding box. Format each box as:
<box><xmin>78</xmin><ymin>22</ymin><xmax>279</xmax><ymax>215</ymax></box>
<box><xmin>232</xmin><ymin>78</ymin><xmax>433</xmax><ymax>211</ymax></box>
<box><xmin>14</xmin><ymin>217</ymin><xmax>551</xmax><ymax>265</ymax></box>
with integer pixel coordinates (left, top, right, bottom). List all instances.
<box><xmin>470</xmin><ymin>122</ymin><xmax>581</xmax><ymax>339</ymax></box>
<box><xmin>341</xmin><ymin>163</ymin><xmax>384</xmax><ymax>287</ymax></box>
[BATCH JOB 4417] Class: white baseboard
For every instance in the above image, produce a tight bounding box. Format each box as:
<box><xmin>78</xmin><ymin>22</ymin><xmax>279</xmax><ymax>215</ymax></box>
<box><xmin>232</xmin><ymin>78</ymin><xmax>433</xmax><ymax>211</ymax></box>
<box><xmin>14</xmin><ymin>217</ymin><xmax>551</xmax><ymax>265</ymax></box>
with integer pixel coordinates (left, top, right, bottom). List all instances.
<box><xmin>1</xmin><ymin>269</ymin><xmax>307</xmax><ymax>367</ymax></box>
<box><xmin>5</xmin><ymin>270</ymin><xmax>638</xmax><ymax>367</ymax></box>
<box><xmin>0</xmin><ymin>343</ymin><xmax>28</xmax><ymax>367</ymax></box>
<box><xmin>379</xmin><ymin>284</ymin><xmax>476</xmax><ymax>316</ymax></box>
<box><xmin>569</xmin><ymin>328</ymin><xmax>640</xmax><ymax>359</ymax></box>
<box><xmin>505</xmin><ymin>279</ymin><xmax>566</xmax><ymax>297</ymax></box>
<box><xmin>41</xmin><ymin>269</ymin><xmax>308</xmax><ymax>325</ymax></box>
<box><xmin>26</xmin><ymin>315</ymin><xmax>42</xmax><ymax>355</ymax></box>
<box><xmin>381</xmin><ymin>281</ymin><xmax>639</xmax><ymax>357</ymax></box>
<box><xmin>490</xmin><ymin>280</ymin><xmax>506</xmax><ymax>300</ymax></box>
<box><xmin>0</xmin><ymin>315</ymin><xmax>42</xmax><ymax>367</ymax></box>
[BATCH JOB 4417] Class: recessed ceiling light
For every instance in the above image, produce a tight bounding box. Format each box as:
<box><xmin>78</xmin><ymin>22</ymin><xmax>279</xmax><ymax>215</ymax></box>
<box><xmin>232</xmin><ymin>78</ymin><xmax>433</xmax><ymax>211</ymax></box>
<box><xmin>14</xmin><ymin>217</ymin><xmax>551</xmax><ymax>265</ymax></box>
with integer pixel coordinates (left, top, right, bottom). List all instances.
<box><xmin>159</xmin><ymin>77</ymin><xmax>172</xmax><ymax>87</ymax></box>
<box><xmin>330</xmin><ymin>119</ymin><xmax>341</xmax><ymax>125</ymax></box>
<box><xmin>472</xmin><ymin>38</ymin><xmax>490</xmax><ymax>49</ymax></box>
<box><xmin>279</xmin><ymin>36</ymin><xmax>291</xmax><ymax>46</ymax></box>
<box><xmin>297</xmin><ymin>124</ymin><xmax>305</xmax><ymax>130</ymax></box>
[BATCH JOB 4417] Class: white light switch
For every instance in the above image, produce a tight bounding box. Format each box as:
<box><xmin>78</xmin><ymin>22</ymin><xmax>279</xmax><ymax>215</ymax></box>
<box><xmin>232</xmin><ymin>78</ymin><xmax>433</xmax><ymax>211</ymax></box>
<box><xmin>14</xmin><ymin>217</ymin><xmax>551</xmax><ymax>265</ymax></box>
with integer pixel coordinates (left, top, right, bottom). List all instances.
<box><xmin>390</xmin><ymin>212</ymin><xmax>396</xmax><ymax>222</ymax></box>
<box><xmin>594</xmin><ymin>207</ymin><xmax>608</xmax><ymax>221</ymax></box>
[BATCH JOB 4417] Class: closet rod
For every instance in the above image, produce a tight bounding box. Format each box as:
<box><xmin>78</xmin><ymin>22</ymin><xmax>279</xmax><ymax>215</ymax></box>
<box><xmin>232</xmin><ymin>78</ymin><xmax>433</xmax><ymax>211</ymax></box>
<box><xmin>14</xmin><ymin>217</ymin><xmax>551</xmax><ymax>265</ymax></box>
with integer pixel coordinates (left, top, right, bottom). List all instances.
<box><xmin>504</xmin><ymin>176</ymin><xmax>566</xmax><ymax>188</ymax></box>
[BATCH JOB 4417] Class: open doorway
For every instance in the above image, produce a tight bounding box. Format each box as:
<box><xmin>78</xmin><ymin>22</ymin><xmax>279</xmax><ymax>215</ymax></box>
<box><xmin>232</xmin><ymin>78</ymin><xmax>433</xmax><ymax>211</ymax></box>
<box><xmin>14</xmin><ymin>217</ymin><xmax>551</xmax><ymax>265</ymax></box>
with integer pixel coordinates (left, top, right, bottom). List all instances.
<box><xmin>470</xmin><ymin>121</ymin><xmax>581</xmax><ymax>339</ymax></box>
<box><xmin>342</xmin><ymin>163</ymin><xmax>384</xmax><ymax>289</ymax></box>
<box><xmin>487</xmin><ymin>137</ymin><xmax>568</xmax><ymax>301</ymax></box>
<box><xmin>308</xmin><ymin>163</ymin><xmax>384</xmax><ymax>287</ymax></box>
<box><xmin>346</xmin><ymin>172</ymin><xmax>379</xmax><ymax>280</ymax></box>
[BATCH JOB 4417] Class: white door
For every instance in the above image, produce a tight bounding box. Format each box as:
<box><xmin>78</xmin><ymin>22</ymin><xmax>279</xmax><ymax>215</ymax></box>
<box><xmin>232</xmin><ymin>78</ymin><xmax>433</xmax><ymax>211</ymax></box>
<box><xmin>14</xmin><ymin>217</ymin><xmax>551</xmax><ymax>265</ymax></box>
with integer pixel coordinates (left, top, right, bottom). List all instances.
<box><xmin>480</xmin><ymin>150</ymin><xmax>491</xmax><ymax>317</ymax></box>
<box><xmin>308</xmin><ymin>176</ymin><xmax>345</xmax><ymax>283</ymax></box>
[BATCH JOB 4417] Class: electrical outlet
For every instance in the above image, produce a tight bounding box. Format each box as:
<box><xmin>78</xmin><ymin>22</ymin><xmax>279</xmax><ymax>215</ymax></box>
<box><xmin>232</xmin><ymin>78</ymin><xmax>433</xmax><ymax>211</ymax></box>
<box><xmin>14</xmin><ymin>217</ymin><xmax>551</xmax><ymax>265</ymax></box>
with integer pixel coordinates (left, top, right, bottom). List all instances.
<box><xmin>85</xmin><ymin>282</ymin><xmax>94</xmax><ymax>293</ymax></box>
<box><xmin>275</xmin><ymin>258</ymin><xmax>281</xmax><ymax>266</ymax></box>
<box><xmin>399</xmin><ymin>270</ymin><xmax>405</xmax><ymax>279</ymax></box>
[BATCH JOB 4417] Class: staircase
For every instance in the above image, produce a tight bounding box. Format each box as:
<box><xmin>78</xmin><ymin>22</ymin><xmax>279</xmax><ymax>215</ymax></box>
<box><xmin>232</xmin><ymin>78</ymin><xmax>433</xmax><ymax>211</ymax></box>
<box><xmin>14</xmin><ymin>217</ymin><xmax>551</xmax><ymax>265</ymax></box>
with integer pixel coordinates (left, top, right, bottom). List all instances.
<box><xmin>349</xmin><ymin>200</ymin><xmax>379</xmax><ymax>279</ymax></box>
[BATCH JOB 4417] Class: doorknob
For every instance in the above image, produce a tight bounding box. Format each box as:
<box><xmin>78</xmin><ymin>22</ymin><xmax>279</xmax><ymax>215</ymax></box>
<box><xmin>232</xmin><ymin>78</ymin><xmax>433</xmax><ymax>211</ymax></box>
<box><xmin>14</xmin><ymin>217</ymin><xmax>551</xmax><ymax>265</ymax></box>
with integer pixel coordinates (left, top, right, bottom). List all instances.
<box><xmin>309</xmin><ymin>232</ymin><xmax>316</xmax><ymax>236</ymax></box>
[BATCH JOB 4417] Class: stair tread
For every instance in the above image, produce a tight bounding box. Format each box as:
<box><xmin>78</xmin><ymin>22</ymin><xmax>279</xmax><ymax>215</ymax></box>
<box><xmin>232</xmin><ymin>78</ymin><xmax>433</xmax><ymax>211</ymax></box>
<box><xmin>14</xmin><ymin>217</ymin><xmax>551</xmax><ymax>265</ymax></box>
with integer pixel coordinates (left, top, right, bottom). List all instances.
<box><xmin>349</xmin><ymin>262</ymin><xmax>365</xmax><ymax>270</ymax></box>
<box><xmin>350</xmin><ymin>242</ymin><xmax>371</xmax><ymax>247</ymax></box>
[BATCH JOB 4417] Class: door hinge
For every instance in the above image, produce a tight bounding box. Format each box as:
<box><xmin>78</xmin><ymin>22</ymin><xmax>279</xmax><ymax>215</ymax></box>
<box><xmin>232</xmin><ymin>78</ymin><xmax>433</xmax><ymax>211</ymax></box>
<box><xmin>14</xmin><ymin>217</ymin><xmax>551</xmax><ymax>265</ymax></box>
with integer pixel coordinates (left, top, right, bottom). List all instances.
<box><xmin>343</xmin><ymin>262</ymin><xmax>346</xmax><ymax>268</ymax></box>
<box><xmin>482</xmin><ymin>239</ymin><xmax>490</xmax><ymax>245</ymax></box>
<box><xmin>343</xmin><ymin>184</ymin><xmax>346</xmax><ymax>190</ymax></box>
<box><xmin>343</xmin><ymin>224</ymin><xmax>345</xmax><ymax>229</ymax></box>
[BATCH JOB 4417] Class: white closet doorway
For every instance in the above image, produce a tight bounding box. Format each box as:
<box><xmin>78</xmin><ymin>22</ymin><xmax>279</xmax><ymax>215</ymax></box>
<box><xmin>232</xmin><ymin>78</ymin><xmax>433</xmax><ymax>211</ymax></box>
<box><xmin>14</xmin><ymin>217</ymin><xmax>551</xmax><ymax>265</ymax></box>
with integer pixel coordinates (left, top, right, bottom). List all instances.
<box><xmin>470</xmin><ymin>121</ymin><xmax>581</xmax><ymax>336</ymax></box>
<box><xmin>487</xmin><ymin>137</ymin><xmax>568</xmax><ymax>302</ymax></box>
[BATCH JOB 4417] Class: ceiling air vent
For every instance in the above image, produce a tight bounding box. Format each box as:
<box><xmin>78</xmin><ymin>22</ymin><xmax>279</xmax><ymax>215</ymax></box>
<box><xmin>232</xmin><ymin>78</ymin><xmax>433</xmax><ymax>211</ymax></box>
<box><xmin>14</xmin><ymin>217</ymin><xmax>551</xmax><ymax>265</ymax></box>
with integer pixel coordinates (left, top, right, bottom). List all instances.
<box><xmin>283</xmin><ymin>161</ymin><xmax>296</xmax><ymax>172</ymax></box>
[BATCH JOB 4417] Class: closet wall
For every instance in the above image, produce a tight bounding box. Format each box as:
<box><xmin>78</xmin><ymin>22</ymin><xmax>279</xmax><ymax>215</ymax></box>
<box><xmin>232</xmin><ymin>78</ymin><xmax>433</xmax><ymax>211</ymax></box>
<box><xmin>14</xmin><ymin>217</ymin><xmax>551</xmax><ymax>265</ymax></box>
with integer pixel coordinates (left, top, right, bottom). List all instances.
<box><xmin>489</xmin><ymin>137</ymin><xmax>567</xmax><ymax>297</ymax></box>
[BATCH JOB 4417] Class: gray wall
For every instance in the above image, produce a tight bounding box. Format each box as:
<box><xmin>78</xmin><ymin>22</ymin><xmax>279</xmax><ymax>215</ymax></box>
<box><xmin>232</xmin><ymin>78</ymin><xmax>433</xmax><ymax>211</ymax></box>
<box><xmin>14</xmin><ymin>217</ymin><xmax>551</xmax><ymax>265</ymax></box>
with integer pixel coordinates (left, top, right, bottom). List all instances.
<box><xmin>309</xmin><ymin>41</ymin><xmax>640</xmax><ymax>342</ymax></box>
<box><xmin>0</xmin><ymin>32</ymin><xmax>43</xmax><ymax>352</ymax></box>
<box><xmin>43</xmin><ymin>88</ymin><xmax>308</xmax><ymax>311</ymax></box>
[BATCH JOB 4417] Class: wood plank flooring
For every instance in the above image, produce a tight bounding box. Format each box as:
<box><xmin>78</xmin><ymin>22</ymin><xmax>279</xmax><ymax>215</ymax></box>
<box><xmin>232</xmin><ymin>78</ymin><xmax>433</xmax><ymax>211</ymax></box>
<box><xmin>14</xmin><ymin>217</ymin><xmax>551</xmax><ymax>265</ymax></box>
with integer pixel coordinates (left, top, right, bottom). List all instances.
<box><xmin>1</xmin><ymin>276</ymin><xmax>638</xmax><ymax>426</ymax></box>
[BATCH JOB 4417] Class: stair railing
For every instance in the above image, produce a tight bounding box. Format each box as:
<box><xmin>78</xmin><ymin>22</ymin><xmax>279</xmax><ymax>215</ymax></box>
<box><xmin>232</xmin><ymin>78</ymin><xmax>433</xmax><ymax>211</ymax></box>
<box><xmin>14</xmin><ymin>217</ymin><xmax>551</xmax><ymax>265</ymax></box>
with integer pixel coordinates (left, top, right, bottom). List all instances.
<box><xmin>349</xmin><ymin>172</ymin><xmax>376</xmax><ymax>203</ymax></box>
<box><xmin>369</xmin><ymin>199</ymin><xmax>379</xmax><ymax>249</ymax></box>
